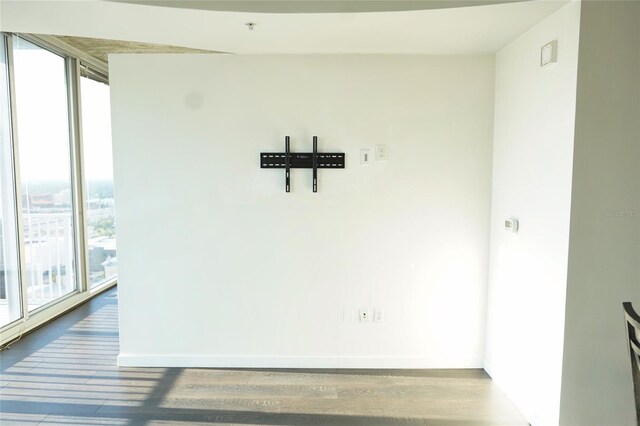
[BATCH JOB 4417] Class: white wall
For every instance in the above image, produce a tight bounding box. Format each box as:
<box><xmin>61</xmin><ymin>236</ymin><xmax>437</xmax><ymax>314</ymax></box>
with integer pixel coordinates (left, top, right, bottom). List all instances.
<box><xmin>559</xmin><ymin>1</ymin><xmax>640</xmax><ymax>425</ymax></box>
<box><xmin>484</xmin><ymin>2</ymin><xmax>581</xmax><ymax>425</ymax></box>
<box><xmin>110</xmin><ymin>55</ymin><xmax>495</xmax><ymax>368</ymax></box>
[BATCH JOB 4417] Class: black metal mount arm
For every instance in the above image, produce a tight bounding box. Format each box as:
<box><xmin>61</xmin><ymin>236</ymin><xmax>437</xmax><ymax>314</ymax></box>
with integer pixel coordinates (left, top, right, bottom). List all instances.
<box><xmin>260</xmin><ymin>136</ymin><xmax>345</xmax><ymax>192</ymax></box>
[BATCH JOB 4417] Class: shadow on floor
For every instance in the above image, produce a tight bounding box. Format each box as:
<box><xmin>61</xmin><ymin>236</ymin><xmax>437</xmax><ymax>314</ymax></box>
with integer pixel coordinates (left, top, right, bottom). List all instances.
<box><xmin>0</xmin><ymin>287</ymin><xmax>526</xmax><ymax>426</ymax></box>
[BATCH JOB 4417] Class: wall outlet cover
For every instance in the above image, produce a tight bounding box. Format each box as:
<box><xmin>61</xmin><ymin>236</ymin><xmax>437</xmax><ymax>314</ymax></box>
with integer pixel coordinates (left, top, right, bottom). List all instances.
<box><xmin>374</xmin><ymin>309</ymin><xmax>384</xmax><ymax>322</ymax></box>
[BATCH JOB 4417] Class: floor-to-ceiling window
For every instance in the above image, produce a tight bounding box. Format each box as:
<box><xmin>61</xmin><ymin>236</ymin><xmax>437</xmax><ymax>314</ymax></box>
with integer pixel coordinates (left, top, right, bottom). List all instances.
<box><xmin>0</xmin><ymin>33</ymin><xmax>116</xmax><ymax>344</ymax></box>
<box><xmin>12</xmin><ymin>37</ymin><xmax>78</xmax><ymax>311</ymax></box>
<box><xmin>0</xmin><ymin>35</ymin><xmax>22</xmax><ymax>327</ymax></box>
<box><xmin>80</xmin><ymin>73</ymin><xmax>117</xmax><ymax>288</ymax></box>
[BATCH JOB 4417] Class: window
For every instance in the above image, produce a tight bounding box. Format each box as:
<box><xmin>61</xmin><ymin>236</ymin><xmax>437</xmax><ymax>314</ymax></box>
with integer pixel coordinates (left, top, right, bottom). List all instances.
<box><xmin>0</xmin><ymin>33</ymin><xmax>116</xmax><ymax>344</ymax></box>
<box><xmin>12</xmin><ymin>37</ymin><xmax>77</xmax><ymax>311</ymax></box>
<box><xmin>0</xmin><ymin>36</ymin><xmax>22</xmax><ymax>327</ymax></box>
<box><xmin>80</xmin><ymin>74</ymin><xmax>117</xmax><ymax>287</ymax></box>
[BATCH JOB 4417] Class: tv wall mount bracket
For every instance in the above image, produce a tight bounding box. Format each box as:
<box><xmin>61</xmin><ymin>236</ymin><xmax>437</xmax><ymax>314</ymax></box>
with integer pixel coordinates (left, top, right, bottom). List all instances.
<box><xmin>260</xmin><ymin>136</ymin><xmax>345</xmax><ymax>192</ymax></box>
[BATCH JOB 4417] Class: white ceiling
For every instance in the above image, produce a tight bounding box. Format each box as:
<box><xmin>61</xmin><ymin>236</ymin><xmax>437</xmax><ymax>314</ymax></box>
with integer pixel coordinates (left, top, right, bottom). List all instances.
<box><xmin>0</xmin><ymin>0</ymin><xmax>570</xmax><ymax>54</ymax></box>
<box><xmin>106</xmin><ymin>0</ymin><xmax>531</xmax><ymax>14</ymax></box>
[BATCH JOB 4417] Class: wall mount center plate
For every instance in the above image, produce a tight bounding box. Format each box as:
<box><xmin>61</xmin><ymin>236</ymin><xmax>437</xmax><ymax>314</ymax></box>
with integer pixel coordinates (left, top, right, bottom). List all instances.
<box><xmin>260</xmin><ymin>136</ymin><xmax>345</xmax><ymax>192</ymax></box>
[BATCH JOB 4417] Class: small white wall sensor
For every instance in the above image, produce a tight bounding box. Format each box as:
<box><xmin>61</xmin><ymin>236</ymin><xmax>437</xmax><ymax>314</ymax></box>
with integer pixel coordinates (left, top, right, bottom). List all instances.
<box><xmin>541</xmin><ymin>40</ymin><xmax>558</xmax><ymax>66</ymax></box>
<box><xmin>505</xmin><ymin>217</ymin><xmax>519</xmax><ymax>233</ymax></box>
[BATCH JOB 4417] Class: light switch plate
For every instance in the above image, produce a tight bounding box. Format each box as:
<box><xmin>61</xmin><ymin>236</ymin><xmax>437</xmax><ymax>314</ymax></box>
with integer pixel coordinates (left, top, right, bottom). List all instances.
<box><xmin>541</xmin><ymin>40</ymin><xmax>558</xmax><ymax>66</ymax></box>
<box><xmin>360</xmin><ymin>149</ymin><xmax>371</xmax><ymax>165</ymax></box>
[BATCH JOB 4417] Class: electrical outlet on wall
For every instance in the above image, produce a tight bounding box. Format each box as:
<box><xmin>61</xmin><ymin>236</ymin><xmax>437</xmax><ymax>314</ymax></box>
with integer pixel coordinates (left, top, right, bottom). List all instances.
<box><xmin>374</xmin><ymin>309</ymin><xmax>384</xmax><ymax>322</ymax></box>
<box><xmin>375</xmin><ymin>144</ymin><xmax>387</xmax><ymax>161</ymax></box>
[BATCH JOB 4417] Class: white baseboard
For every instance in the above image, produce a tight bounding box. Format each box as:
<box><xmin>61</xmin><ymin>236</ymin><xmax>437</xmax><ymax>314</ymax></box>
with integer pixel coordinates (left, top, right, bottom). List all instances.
<box><xmin>117</xmin><ymin>354</ymin><xmax>484</xmax><ymax>369</ymax></box>
<box><xmin>484</xmin><ymin>359</ymin><xmax>543</xmax><ymax>426</ymax></box>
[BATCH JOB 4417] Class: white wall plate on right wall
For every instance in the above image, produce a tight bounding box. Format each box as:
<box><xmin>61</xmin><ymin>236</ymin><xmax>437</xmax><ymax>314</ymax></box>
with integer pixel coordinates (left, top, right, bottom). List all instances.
<box><xmin>541</xmin><ymin>40</ymin><xmax>558</xmax><ymax>66</ymax></box>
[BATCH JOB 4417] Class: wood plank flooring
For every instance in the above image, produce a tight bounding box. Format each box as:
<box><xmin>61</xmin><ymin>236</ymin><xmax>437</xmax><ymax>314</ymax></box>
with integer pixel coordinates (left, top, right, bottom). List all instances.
<box><xmin>0</xmin><ymin>288</ymin><xmax>528</xmax><ymax>425</ymax></box>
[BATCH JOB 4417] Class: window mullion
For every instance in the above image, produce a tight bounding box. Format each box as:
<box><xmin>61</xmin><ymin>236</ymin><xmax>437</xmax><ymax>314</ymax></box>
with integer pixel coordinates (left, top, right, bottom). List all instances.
<box><xmin>6</xmin><ymin>34</ymin><xmax>30</xmax><ymax>321</ymax></box>
<box><xmin>67</xmin><ymin>57</ymin><xmax>89</xmax><ymax>294</ymax></box>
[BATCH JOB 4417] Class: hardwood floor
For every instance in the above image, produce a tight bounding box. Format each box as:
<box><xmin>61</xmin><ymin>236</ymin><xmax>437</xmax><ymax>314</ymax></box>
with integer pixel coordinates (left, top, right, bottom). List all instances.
<box><xmin>0</xmin><ymin>288</ymin><xmax>528</xmax><ymax>425</ymax></box>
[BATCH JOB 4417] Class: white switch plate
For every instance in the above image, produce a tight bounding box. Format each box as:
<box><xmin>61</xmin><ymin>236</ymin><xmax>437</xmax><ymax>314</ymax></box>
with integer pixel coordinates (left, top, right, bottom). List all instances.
<box><xmin>359</xmin><ymin>308</ymin><xmax>371</xmax><ymax>322</ymax></box>
<box><xmin>541</xmin><ymin>40</ymin><xmax>558</xmax><ymax>66</ymax></box>
<box><xmin>375</xmin><ymin>144</ymin><xmax>387</xmax><ymax>161</ymax></box>
<box><xmin>360</xmin><ymin>149</ymin><xmax>371</xmax><ymax>165</ymax></box>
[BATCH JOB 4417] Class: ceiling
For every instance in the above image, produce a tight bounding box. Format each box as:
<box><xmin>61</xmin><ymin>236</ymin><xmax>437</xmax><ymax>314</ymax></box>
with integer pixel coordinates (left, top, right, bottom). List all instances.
<box><xmin>53</xmin><ymin>35</ymin><xmax>219</xmax><ymax>63</ymax></box>
<box><xmin>106</xmin><ymin>0</ymin><xmax>530</xmax><ymax>14</ymax></box>
<box><xmin>0</xmin><ymin>0</ymin><xmax>570</xmax><ymax>55</ymax></box>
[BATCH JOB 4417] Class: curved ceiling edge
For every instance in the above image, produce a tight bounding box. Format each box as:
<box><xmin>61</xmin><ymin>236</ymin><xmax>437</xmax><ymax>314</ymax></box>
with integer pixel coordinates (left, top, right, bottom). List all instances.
<box><xmin>104</xmin><ymin>0</ymin><xmax>530</xmax><ymax>14</ymax></box>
